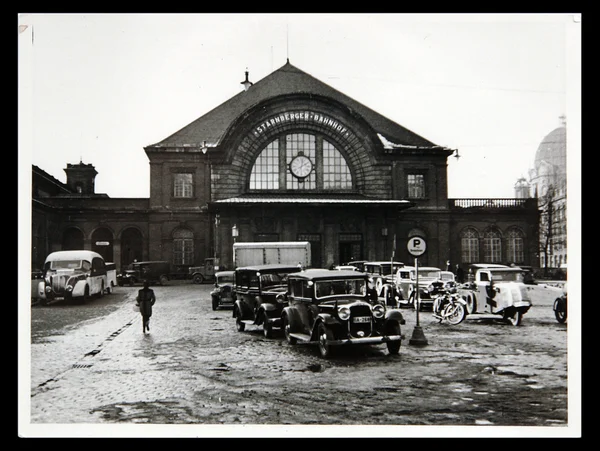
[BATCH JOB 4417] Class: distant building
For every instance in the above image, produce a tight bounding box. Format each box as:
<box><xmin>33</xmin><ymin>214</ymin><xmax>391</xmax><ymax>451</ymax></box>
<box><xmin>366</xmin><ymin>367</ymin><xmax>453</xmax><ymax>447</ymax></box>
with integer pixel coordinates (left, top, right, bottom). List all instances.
<box><xmin>527</xmin><ymin>117</ymin><xmax>567</xmax><ymax>273</ymax></box>
<box><xmin>31</xmin><ymin>62</ymin><xmax>540</xmax><ymax>273</ymax></box>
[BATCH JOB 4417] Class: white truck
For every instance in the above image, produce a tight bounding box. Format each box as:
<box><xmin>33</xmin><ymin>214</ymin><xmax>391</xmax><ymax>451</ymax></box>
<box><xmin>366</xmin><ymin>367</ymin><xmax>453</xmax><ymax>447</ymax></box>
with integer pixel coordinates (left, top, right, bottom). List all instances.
<box><xmin>233</xmin><ymin>241</ymin><xmax>311</xmax><ymax>268</ymax></box>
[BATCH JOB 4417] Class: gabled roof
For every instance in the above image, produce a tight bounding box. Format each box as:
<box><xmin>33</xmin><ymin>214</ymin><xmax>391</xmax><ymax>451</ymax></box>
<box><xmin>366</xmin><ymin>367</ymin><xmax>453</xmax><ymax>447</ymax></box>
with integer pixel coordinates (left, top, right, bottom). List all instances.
<box><xmin>147</xmin><ymin>61</ymin><xmax>440</xmax><ymax>149</ymax></box>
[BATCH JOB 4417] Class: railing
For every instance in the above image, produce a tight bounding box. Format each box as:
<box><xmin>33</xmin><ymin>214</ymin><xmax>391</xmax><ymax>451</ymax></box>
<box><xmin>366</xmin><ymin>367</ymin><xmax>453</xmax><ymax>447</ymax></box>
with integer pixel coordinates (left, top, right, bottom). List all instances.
<box><xmin>449</xmin><ymin>198</ymin><xmax>536</xmax><ymax>209</ymax></box>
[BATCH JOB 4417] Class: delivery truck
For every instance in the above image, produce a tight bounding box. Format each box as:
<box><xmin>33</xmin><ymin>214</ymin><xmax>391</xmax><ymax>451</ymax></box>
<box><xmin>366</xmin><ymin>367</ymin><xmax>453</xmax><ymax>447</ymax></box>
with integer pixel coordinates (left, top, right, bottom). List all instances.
<box><xmin>233</xmin><ymin>241</ymin><xmax>311</xmax><ymax>268</ymax></box>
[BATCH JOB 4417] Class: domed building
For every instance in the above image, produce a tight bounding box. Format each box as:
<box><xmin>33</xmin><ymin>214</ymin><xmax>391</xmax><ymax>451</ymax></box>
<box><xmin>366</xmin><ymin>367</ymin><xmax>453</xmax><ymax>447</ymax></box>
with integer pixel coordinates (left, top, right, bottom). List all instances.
<box><xmin>528</xmin><ymin>117</ymin><xmax>567</xmax><ymax>274</ymax></box>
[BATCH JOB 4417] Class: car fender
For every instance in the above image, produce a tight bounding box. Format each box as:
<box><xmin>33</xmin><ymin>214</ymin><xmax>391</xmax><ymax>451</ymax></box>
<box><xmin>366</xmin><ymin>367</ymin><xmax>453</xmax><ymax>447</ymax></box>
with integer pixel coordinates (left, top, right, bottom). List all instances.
<box><xmin>385</xmin><ymin>309</ymin><xmax>405</xmax><ymax>325</ymax></box>
<box><xmin>72</xmin><ymin>279</ymin><xmax>88</xmax><ymax>297</ymax></box>
<box><xmin>233</xmin><ymin>299</ymin><xmax>252</xmax><ymax>319</ymax></box>
<box><xmin>260</xmin><ymin>302</ymin><xmax>279</xmax><ymax>313</ymax></box>
<box><xmin>316</xmin><ymin>312</ymin><xmax>339</xmax><ymax>327</ymax></box>
<box><xmin>281</xmin><ymin>306</ymin><xmax>302</xmax><ymax>333</ymax></box>
<box><xmin>37</xmin><ymin>281</ymin><xmax>46</xmax><ymax>299</ymax></box>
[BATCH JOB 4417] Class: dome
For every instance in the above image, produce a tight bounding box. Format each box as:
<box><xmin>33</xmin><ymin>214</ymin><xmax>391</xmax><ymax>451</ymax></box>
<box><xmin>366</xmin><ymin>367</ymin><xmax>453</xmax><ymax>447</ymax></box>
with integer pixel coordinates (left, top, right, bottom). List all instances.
<box><xmin>534</xmin><ymin>126</ymin><xmax>566</xmax><ymax>177</ymax></box>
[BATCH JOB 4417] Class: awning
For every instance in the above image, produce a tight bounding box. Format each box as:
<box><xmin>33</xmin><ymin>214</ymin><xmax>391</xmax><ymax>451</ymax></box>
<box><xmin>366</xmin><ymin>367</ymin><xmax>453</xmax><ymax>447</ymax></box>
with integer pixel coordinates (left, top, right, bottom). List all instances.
<box><xmin>208</xmin><ymin>194</ymin><xmax>415</xmax><ymax>210</ymax></box>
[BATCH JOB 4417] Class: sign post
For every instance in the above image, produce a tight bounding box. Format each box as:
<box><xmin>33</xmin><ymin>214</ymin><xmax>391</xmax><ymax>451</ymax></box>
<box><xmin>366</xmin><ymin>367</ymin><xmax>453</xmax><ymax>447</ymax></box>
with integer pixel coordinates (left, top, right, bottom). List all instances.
<box><xmin>407</xmin><ymin>236</ymin><xmax>428</xmax><ymax>346</ymax></box>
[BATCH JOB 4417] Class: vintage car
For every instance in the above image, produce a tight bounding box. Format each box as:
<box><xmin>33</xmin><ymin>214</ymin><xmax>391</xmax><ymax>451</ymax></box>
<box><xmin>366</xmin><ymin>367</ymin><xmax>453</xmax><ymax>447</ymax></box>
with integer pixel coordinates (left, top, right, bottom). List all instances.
<box><xmin>210</xmin><ymin>270</ymin><xmax>235</xmax><ymax>310</ymax></box>
<box><xmin>117</xmin><ymin>261</ymin><xmax>171</xmax><ymax>286</ymax></box>
<box><xmin>333</xmin><ymin>265</ymin><xmax>360</xmax><ymax>271</ymax></box>
<box><xmin>345</xmin><ymin>260</ymin><xmax>368</xmax><ymax>272</ymax></box>
<box><xmin>363</xmin><ymin>261</ymin><xmax>404</xmax><ymax>298</ymax></box>
<box><xmin>189</xmin><ymin>257</ymin><xmax>219</xmax><ymax>284</ymax></box>
<box><xmin>279</xmin><ymin>269</ymin><xmax>405</xmax><ymax>358</ymax></box>
<box><xmin>31</xmin><ymin>270</ymin><xmax>44</xmax><ymax>305</ymax></box>
<box><xmin>38</xmin><ymin>250</ymin><xmax>108</xmax><ymax>304</ymax></box>
<box><xmin>393</xmin><ymin>266</ymin><xmax>444</xmax><ymax>310</ymax></box>
<box><xmin>105</xmin><ymin>262</ymin><xmax>117</xmax><ymax>293</ymax></box>
<box><xmin>232</xmin><ymin>264</ymin><xmax>303</xmax><ymax>337</ymax></box>
<box><xmin>458</xmin><ymin>264</ymin><xmax>532</xmax><ymax>326</ymax></box>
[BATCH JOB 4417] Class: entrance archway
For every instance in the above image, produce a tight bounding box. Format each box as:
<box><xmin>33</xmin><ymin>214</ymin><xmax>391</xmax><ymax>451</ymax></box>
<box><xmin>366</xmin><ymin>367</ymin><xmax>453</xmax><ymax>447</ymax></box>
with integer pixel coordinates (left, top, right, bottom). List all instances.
<box><xmin>121</xmin><ymin>227</ymin><xmax>144</xmax><ymax>270</ymax></box>
<box><xmin>92</xmin><ymin>227</ymin><xmax>114</xmax><ymax>262</ymax></box>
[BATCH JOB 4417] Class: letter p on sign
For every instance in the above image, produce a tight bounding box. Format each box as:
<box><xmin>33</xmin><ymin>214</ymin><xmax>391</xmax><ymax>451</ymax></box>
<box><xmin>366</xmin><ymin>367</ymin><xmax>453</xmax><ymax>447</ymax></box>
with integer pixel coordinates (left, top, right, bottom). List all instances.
<box><xmin>407</xmin><ymin>236</ymin><xmax>427</xmax><ymax>257</ymax></box>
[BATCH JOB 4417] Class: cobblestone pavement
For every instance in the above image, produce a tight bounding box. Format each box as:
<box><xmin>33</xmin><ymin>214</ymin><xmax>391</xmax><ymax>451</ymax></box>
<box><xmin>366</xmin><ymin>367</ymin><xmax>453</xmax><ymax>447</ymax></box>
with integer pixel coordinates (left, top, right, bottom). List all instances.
<box><xmin>21</xmin><ymin>282</ymin><xmax>579</xmax><ymax>438</ymax></box>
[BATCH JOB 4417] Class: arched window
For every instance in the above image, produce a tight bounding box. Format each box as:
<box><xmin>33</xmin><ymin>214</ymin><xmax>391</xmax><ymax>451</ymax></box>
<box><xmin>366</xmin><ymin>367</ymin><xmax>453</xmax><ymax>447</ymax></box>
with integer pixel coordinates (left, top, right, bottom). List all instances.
<box><xmin>460</xmin><ymin>227</ymin><xmax>479</xmax><ymax>263</ymax></box>
<box><xmin>173</xmin><ymin>228</ymin><xmax>194</xmax><ymax>266</ymax></box>
<box><xmin>506</xmin><ymin>227</ymin><xmax>525</xmax><ymax>264</ymax></box>
<box><xmin>483</xmin><ymin>228</ymin><xmax>502</xmax><ymax>263</ymax></box>
<box><xmin>249</xmin><ymin>133</ymin><xmax>352</xmax><ymax>191</ymax></box>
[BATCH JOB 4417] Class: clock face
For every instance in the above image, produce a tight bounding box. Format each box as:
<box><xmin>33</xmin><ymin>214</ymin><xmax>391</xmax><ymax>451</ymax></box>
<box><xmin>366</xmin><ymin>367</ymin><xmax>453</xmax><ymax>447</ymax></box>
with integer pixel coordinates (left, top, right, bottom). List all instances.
<box><xmin>289</xmin><ymin>155</ymin><xmax>313</xmax><ymax>179</ymax></box>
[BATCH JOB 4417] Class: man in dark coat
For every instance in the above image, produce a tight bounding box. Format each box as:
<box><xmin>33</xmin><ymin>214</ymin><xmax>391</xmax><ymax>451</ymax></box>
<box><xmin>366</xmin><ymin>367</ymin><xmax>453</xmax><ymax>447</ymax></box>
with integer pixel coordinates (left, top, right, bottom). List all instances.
<box><xmin>455</xmin><ymin>264</ymin><xmax>465</xmax><ymax>284</ymax></box>
<box><xmin>137</xmin><ymin>281</ymin><xmax>156</xmax><ymax>333</ymax></box>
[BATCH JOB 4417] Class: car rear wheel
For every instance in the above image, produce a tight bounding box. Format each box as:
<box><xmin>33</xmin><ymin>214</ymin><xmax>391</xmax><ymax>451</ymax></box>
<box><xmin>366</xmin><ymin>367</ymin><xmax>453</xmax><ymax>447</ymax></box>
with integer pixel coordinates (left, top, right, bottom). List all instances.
<box><xmin>159</xmin><ymin>275</ymin><xmax>169</xmax><ymax>286</ymax></box>
<box><xmin>504</xmin><ymin>310</ymin><xmax>523</xmax><ymax>326</ymax></box>
<box><xmin>317</xmin><ymin>322</ymin><xmax>335</xmax><ymax>358</ymax></box>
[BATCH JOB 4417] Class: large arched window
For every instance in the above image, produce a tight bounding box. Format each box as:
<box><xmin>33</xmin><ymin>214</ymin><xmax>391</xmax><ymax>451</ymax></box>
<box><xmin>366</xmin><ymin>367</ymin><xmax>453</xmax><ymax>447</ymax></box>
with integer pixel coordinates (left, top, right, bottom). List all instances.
<box><xmin>173</xmin><ymin>228</ymin><xmax>194</xmax><ymax>266</ymax></box>
<box><xmin>460</xmin><ymin>227</ymin><xmax>479</xmax><ymax>263</ymax></box>
<box><xmin>483</xmin><ymin>228</ymin><xmax>502</xmax><ymax>263</ymax></box>
<box><xmin>506</xmin><ymin>227</ymin><xmax>525</xmax><ymax>264</ymax></box>
<box><xmin>249</xmin><ymin>133</ymin><xmax>352</xmax><ymax>191</ymax></box>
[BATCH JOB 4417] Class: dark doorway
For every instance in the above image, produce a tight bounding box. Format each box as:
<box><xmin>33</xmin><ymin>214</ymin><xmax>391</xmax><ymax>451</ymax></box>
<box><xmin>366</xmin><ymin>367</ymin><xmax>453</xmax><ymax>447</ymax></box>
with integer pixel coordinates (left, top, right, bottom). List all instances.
<box><xmin>121</xmin><ymin>227</ymin><xmax>144</xmax><ymax>270</ymax></box>
<box><xmin>339</xmin><ymin>234</ymin><xmax>362</xmax><ymax>265</ymax></box>
<box><xmin>92</xmin><ymin>227</ymin><xmax>114</xmax><ymax>262</ymax></box>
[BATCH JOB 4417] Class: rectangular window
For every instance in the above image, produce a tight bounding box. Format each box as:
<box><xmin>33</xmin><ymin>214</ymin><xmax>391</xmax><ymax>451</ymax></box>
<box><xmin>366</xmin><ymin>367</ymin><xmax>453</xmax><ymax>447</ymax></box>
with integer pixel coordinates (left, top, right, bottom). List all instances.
<box><xmin>174</xmin><ymin>173</ymin><xmax>193</xmax><ymax>198</ymax></box>
<box><xmin>407</xmin><ymin>173</ymin><xmax>426</xmax><ymax>199</ymax></box>
<box><xmin>507</xmin><ymin>237</ymin><xmax>524</xmax><ymax>264</ymax></box>
<box><xmin>461</xmin><ymin>237</ymin><xmax>479</xmax><ymax>263</ymax></box>
<box><xmin>483</xmin><ymin>238</ymin><xmax>502</xmax><ymax>263</ymax></box>
<box><xmin>173</xmin><ymin>238</ymin><xmax>193</xmax><ymax>265</ymax></box>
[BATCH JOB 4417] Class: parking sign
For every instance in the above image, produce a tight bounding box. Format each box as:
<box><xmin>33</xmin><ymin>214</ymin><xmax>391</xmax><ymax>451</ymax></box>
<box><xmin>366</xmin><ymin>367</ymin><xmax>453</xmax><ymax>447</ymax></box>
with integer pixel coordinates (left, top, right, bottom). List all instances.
<box><xmin>407</xmin><ymin>236</ymin><xmax>427</xmax><ymax>257</ymax></box>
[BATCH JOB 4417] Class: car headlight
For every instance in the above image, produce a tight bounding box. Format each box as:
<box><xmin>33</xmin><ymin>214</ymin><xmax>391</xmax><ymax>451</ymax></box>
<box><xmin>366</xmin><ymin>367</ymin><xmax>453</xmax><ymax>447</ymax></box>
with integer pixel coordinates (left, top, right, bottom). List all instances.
<box><xmin>427</xmin><ymin>284</ymin><xmax>434</xmax><ymax>292</ymax></box>
<box><xmin>66</xmin><ymin>286</ymin><xmax>73</xmax><ymax>292</ymax></box>
<box><xmin>338</xmin><ymin>306</ymin><xmax>351</xmax><ymax>320</ymax></box>
<box><xmin>372</xmin><ymin>304</ymin><xmax>385</xmax><ymax>319</ymax></box>
<box><xmin>45</xmin><ymin>286</ymin><xmax>51</xmax><ymax>293</ymax></box>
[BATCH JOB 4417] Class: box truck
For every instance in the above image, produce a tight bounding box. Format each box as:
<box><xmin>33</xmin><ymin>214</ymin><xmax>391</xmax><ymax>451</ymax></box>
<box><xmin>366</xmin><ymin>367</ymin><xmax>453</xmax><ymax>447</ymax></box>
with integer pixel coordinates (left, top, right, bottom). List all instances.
<box><xmin>233</xmin><ymin>241</ymin><xmax>311</xmax><ymax>268</ymax></box>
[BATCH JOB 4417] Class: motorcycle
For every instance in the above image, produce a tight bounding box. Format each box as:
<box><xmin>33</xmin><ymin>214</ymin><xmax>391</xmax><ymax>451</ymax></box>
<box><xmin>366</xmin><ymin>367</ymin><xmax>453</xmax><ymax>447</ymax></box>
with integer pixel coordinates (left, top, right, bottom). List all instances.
<box><xmin>553</xmin><ymin>282</ymin><xmax>567</xmax><ymax>324</ymax></box>
<box><xmin>432</xmin><ymin>281</ymin><xmax>468</xmax><ymax>325</ymax></box>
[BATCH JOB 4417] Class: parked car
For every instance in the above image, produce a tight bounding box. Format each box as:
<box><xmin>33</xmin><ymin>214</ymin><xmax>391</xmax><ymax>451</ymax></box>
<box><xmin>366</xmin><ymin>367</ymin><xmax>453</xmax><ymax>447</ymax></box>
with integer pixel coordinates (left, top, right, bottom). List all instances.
<box><xmin>31</xmin><ymin>270</ymin><xmax>44</xmax><ymax>305</ymax></box>
<box><xmin>117</xmin><ymin>261</ymin><xmax>171</xmax><ymax>286</ymax></box>
<box><xmin>363</xmin><ymin>261</ymin><xmax>404</xmax><ymax>298</ymax></box>
<box><xmin>345</xmin><ymin>260</ymin><xmax>367</xmax><ymax>272</ymax></box>
<box><xmin>105</xmin><ymin>262</ymin><xmax>117</xmax><ymax>293</ymax></box>
<box><xmin>333</xmin><ymin>265</ymin><xmax>359</xmax><ymax>271</ymax></box>
<box><xmin>232</xmin><ymin>264</ymin><xmax>303</xmax><ymax>337</ymax></box>
<box><xmin>210</xmin><ymin>271</ymin><xmax>235</xmax><ymax>310</ymax></box>
<box><xmin>38</xmin><ymin>250</ymin><xmax>108</xmax><ymax>304</ymax></box>
<box><xmin>458</xmin><ymin>264</ymin><xmax>532</xmax><ymax>326</ymax></box>
<box><xmin>279</xmin><ymin>269</ymin><xmax>405</xmax><ymax>358</ymax></box>
<box><xmin>189</xmin><ymin>258</ymin><xmax>219</xmax><ymax>284</ymax></box>
<box><xmin>393</xmin><ymin>266</ymin><xmax>443</xmax><ymax>310</ymax></box>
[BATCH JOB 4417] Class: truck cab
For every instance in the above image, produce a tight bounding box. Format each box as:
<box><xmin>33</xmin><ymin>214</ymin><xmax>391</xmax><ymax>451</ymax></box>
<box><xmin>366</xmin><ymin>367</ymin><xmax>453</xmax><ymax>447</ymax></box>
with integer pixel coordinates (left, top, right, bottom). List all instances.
<box><xmin>189</xmin><ymin>258</ymin><xmax>218</xmax><ymax>284</ymax></box>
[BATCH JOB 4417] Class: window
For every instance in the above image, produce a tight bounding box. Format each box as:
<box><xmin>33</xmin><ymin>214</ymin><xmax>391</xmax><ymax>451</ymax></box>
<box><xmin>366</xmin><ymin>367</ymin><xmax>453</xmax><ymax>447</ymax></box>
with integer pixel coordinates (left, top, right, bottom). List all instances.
<box><xmin>407</xmin><ymin>173</ymin><xmax>426</xmax><ymax>198</ymax></box>
<box><xmin>461</xmin><ymin>228</ymin><xmax>479</xmax><ymax>263</ymax></box>
<box><xmin>173</xmin><ymin>228</ymin><xmax>194</xmax><ymax>265</ymax></box>
<box><xmin>250</xmin><ymin>141</ymin><xmax>279</xmax><ymax>190</ymax></box>
<box><xmin>483</xmin><ymin>228</ymin><xmax>502</xmax><ymax>263</ymax></box>
<box><xmin>249</xmin><ymin>133</ymin><xmax>352</xmax><ymax>191</ymax></box>
<box><xmin>174</xmin><ymin>173</ymin><xmax>193</xmax><ymax>198</ymax></box>
<box><xmin>506</xmin><ymin>228</ymin><xmax>525</xmax><ymax>264</ymax></box>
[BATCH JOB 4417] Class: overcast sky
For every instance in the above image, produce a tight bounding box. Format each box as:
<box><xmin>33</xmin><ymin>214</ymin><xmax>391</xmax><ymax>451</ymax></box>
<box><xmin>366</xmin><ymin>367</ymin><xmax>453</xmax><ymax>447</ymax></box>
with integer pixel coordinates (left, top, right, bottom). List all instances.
<box><xmin>18</xmin><ymin>13</ymin><xmax>581</xmax><ymax>199</ymax></box>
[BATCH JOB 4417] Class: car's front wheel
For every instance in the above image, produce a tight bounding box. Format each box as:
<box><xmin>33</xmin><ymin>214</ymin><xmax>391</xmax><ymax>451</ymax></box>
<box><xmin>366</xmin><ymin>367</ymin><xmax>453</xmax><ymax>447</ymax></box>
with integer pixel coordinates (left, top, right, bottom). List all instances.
<box><xmin>283</xmin><ymin>315</ymin><xmax>297</xmax><ymax>345</ymax></box>
<box><xmin>193</xmin><ymin>274</ymin><xmax>204</xmax><ymax>284</ymax></box>
<box><xmin>211</xmin><ymin>295</ymin><xmax>219</xmax><ymax>311</ymax></box>
<box><xmin>385</xmin><ymin>321</ymin><xmax>401</xmax><ymax>355</ymax></box>
<box><xmin>317</xmin><ymin>322</ymin><xmax>335</xmax><ymax>358</ymax></box>
<box><xmin>262</xmin><ymin>312</ymin><xmax>273</xmax><ymax>338</ymax></box>
<box><xmin>504</xmin><ymin>310</ymin><xmax>523</xmax><ymax>326</ymax></box>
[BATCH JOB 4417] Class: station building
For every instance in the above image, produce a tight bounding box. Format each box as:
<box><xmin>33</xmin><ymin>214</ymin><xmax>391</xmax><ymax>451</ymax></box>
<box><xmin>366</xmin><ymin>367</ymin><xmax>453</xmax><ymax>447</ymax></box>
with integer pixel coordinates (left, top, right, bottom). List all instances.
<box><xmin>31</xmin><ymin>61</ymin><xmax>540</xmax><ymax>273</ymax></box>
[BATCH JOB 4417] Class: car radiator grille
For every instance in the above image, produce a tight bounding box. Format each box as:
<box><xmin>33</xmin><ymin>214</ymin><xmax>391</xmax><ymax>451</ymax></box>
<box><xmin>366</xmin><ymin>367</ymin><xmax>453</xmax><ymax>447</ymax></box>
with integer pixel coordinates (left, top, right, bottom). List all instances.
<box><xmin>51</xmin><ymin>275</ymin><xmax>69</xmax><ymax>294</ymax></box>
<box><xmin>349</xmin><ymin>304</ymin><xmax>373</xmax><ymax>338</ymax></box>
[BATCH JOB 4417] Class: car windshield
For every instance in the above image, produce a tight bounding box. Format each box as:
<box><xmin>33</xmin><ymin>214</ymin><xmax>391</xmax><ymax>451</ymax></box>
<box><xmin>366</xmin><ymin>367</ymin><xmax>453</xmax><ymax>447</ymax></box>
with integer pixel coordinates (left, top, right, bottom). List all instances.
<box><xmin>490</xmin><ymin>270</ymin><xmax>524</xmax><ymax>282</ymax></box>
<box><xmin>419</xmin><ymin>269</ymin><xmax>441</xmax><ymax>279</ymax></box>
<box><xmin>217</xmin><ymin>274</ymin><xmax>234</xmax><ymax>284</ymax></box>
<box><xmin>316</xmin><ymin>279</ymin><xmax>366</xmax><ymax>299</ymax></box>
<box><xmin>260</xmin><ymin>272</ymin><xmax>289</xmax><ymax>288</ymax></box>
<box><xmin>50</xmin><ymin>259</ymin><xmax>84</xmax><ymax>270</ymax></box>
<box><xmin>377</xmin><ymin>264</ymin><xmax>403</xmax><ymax>276</ymax></box>
<box><xmin>440</xmin><ymin>273</ymin><xmax>454</xmax><ymax>281</ymax></box>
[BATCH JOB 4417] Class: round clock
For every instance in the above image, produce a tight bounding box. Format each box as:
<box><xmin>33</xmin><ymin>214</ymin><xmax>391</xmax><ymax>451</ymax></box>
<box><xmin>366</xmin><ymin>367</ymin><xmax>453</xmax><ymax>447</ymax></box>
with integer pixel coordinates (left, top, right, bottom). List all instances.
<box><xmin>289</xmin><ymin>154</ymin><xmax>313</xmax><ymax>179</ymax></box>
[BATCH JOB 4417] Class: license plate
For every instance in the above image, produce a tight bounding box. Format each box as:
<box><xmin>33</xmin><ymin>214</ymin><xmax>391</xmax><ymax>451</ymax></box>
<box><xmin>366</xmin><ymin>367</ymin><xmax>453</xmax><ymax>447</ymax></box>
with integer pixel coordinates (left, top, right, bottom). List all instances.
<box><xmin>353</xmin><ymin>316</ymin><xmax>371</xmax><ymax>323</ymax></box>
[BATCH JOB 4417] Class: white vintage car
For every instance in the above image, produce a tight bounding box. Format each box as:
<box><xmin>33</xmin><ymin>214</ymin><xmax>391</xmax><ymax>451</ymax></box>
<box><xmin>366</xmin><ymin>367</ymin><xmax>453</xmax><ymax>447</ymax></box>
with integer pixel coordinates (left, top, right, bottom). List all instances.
<box><xmin>38</xmin><ymin>250</ymin><xmax>109</xmax><ymax>304</ymax></box>
<box><xmin>458</xmin><ymin>264</ymin><xmax>532</xmax><ymax>326</ymax></box>
<box><xmin>393</xmin><ymin>266</ymin><xmax>444</xmax><ymax>310</ymax></box>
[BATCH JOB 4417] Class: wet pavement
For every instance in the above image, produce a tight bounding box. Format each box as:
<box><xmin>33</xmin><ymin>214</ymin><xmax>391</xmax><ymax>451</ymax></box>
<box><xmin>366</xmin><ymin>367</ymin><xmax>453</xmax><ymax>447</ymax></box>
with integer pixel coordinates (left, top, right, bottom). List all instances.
<box><xmin>21</xmin><ymin>281</ymin><xmax>579</xmax><ymax>438</ymax></box>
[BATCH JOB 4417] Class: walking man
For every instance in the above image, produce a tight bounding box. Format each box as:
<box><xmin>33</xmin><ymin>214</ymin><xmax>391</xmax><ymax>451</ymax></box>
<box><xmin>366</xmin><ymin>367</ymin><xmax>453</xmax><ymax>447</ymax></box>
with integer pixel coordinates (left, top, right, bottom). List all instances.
<box><xmin>136</xmin><ymin>280</ymin><xmax>156</xmax><ymax>333</ymax></box>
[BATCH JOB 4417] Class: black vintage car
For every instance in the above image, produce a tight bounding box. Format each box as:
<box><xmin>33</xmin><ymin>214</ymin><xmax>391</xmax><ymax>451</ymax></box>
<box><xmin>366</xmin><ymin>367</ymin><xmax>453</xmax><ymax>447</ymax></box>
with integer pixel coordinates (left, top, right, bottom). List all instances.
<box><xmin>210</xmin><ymin>271</ymin><xmax>235</xmax><ymax>310</ymax></box>
<box><xmin>232</xmin><ymin>264</ymin><xmax>303</xmax><ymax>337</ymax></box>
<box><xmin>117</xmin><ymin>261</ymin><xmax>171</xmax><ymax>286</ymax></box>
<box><xmin>279</xmin><ymin>269</ymin><xmax>405</xmax><ymax>358</ymax></box>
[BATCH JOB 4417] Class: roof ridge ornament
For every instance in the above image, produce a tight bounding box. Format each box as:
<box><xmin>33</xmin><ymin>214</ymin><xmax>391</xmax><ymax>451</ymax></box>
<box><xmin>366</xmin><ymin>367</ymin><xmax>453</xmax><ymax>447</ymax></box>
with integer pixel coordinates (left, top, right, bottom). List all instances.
<box><xmin>241</xmin><ymin>69</ymin><xmax>253</xmax><ymax>91</ymax></box>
